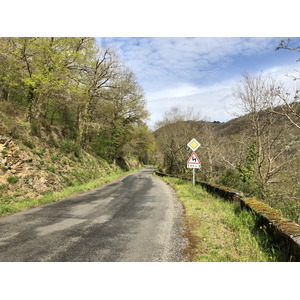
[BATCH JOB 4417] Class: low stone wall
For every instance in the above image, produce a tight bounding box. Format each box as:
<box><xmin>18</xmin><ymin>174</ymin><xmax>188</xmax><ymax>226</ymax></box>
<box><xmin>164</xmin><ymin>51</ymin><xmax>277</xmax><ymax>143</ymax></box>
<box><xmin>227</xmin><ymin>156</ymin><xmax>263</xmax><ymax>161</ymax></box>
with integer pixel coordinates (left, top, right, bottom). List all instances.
<box><xmin>155</xmin><ymin>171</ymin><xmax>300</xmax><ymax>262</ymax></box>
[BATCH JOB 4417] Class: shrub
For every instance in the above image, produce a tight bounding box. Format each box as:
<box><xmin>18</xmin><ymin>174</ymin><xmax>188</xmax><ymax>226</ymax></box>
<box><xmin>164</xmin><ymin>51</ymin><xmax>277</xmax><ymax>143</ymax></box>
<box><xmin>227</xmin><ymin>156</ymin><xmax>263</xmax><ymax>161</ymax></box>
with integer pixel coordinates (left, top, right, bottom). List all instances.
<box><xmin>47</xmin><ymin>165</ymin><xmax>55</xmax><ymax>173</ymax></box>
<box><xmin>7</xmin><ymin>176</ymin><xmax>18</xmax><ymax>185</ymax></box>
<box><xmin>73</xmin><ymin>143</ymin><xmax>81</xmax><ymax>158</ymax></box>
<box><xmin>219</xmin><ymin>169</ymin><xmax>241</xmax><ymax>189</ymax></box>
<box><xmin>62</xmin><ymin>140</ymin><xmax>71</xmax><ymax>153</ymax></box>
<box><xmin>30</xmin><ymin>119</ymin><xmax>41</xmax><ymax>137</ymax></box>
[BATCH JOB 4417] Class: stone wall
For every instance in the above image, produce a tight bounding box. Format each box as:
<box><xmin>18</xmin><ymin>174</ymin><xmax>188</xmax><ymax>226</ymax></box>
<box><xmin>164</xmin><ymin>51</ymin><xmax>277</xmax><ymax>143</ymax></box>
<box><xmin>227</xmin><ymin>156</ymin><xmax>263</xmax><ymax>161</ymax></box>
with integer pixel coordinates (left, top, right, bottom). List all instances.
<box><xmin>155</xmin><ymin>171</ymin><xmax>300</xmax><ymax>262</ymax></box>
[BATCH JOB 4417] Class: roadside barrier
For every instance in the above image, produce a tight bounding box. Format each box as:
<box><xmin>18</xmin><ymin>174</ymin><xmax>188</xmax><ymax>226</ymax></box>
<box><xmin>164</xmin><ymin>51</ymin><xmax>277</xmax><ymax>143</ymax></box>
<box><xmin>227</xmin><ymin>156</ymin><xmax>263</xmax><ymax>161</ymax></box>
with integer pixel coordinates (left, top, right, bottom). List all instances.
<box><xmin>155</xmin><ymin>171</ymin><xmax>300</xmax><ymax>262</ymax></box>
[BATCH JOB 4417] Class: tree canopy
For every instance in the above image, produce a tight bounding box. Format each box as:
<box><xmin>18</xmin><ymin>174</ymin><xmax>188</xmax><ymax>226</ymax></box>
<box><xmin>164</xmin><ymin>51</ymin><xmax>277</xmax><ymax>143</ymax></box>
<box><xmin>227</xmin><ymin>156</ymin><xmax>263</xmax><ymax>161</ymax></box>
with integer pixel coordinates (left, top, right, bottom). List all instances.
<box><xmin>0</xmin><ymin>37</ymin><xmax>154</xmax><ymax>164</ymax></box>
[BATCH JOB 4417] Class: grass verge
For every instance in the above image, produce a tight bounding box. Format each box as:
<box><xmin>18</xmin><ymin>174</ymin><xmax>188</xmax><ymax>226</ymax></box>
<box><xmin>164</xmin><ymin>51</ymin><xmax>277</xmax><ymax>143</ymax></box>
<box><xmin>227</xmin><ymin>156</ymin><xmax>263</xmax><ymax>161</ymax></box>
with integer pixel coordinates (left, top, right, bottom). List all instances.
<box><xmin>0</xmin><ymin>167</ymin><xmax>142</xmax><ymax>218</ymax></box>
<box><xmin>158</xmin><ymin>175</ymin><xmax>289</xmax><ymax>262</ymax></box>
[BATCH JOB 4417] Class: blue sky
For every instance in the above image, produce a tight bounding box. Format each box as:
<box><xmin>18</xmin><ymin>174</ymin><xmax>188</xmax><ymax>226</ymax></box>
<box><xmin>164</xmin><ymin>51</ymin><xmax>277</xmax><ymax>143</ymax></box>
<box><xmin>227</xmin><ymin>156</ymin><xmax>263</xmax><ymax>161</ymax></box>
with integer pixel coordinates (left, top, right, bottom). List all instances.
<box><xmin>97</xmin><ymin>37</ymin><xmax>300</xmax><ymax>127</ymax></box>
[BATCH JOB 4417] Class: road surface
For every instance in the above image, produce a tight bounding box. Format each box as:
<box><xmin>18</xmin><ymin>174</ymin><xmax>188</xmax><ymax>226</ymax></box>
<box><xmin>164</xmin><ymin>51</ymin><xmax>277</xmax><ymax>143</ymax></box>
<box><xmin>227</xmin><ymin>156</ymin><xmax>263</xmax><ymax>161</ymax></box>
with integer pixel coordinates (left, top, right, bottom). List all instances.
<box><xmin>0</xmin><ymin>167</ymin><xmax>187</xmax><ymax>261</ymax></box>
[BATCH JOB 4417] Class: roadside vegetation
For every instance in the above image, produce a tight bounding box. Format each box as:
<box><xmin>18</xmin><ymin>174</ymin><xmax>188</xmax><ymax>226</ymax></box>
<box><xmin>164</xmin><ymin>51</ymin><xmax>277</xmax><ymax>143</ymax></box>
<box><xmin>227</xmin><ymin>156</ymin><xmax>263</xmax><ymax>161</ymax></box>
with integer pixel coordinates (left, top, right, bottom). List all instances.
<box><xmin>0</xmin><ymin>37</ymin><xmax>155</xmax><ymax>213</ymax></box>
<box><xmin>159</xmin><ymin>176</ymin><xmax>289</xmax><ymax>262</ymax></box>
<box><xmin>0</xmin><ymin>167</ymin><xmax>141</xmax><ymax>218</ymax></box>
<box><xmin>154</xmin><ymin>38</ymin><xmax>300</xmax><ymax>224</ymax></box>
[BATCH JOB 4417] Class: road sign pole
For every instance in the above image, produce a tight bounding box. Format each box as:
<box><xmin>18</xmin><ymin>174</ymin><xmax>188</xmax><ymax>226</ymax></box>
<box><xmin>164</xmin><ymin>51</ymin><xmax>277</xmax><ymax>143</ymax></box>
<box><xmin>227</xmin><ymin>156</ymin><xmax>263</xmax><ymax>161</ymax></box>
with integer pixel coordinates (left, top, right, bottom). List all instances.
<box><xmin>187</xmin><ymin>138</ymin><xmax>201</xmax><ymax>187</ymax></box>
<box><xmin>193</xmin><ymin>167</ymin><xmax>195</xmax><ymax>186</ymax></box>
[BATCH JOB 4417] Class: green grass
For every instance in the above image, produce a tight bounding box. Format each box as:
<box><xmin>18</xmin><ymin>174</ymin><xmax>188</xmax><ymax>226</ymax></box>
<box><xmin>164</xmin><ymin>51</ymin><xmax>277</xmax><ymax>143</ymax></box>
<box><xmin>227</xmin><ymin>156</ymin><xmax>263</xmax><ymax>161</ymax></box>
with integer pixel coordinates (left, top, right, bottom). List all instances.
<box><xmin>159</xmin><ymin>176</ymin><xmax>289</xmax><ymax>262</ymax></box>
<box><xmin>0</xmin><ymin>167</ymin><xmax>142</xmax><ymax>218</ymax></box>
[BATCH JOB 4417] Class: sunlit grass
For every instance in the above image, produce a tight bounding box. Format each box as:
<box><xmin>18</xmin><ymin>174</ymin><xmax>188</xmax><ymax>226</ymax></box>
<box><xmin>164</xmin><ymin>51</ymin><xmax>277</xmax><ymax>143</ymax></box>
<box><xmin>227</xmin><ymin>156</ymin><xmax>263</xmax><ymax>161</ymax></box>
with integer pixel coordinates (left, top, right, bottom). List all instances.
<box><xmin>159</xmin><ymin>176</ymin><xmax>289</xmax><ymax>262</ymax></box>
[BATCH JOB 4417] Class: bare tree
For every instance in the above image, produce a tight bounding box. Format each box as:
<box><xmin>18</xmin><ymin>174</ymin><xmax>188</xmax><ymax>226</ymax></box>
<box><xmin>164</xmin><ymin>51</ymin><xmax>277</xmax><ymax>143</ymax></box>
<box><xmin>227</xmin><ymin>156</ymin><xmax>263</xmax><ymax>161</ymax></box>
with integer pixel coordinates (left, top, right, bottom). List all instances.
<box><xmin>154</xmin><ymin>106</ymin><xmax>202</xmax><ymax>175</ymax></box>
<box><xmin>269</xmin><ymin>86</ymin><xmax>300</xmax><ymax>130</ymax></box>
<box><xmin>274</xmin><ymin>38</ymin><xmax>300</xmax><ymax>130</ymax></box>
<box><xmin>232</xmin><ymin>72</ymin><xmax>294</xmax><ymax>198</ymax></box>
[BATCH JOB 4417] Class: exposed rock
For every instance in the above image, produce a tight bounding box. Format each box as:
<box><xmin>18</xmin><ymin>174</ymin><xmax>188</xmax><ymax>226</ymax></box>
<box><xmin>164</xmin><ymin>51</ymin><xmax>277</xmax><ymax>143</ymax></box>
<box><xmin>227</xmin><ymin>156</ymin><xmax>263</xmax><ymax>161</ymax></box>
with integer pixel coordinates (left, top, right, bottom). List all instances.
<box><xmin>29</xmin><ymin>177</ymin><xmax>50</xmax><ymax>194</ymax></box>
<box><xmin>18</xmin><ymin>153</ymin><xmax>32</xmax><ymax>163</ymax></box>
<box><xmin>0</xmin><ymin>135</ymin><xmax>10</xmax><ymax>144</ymax></box>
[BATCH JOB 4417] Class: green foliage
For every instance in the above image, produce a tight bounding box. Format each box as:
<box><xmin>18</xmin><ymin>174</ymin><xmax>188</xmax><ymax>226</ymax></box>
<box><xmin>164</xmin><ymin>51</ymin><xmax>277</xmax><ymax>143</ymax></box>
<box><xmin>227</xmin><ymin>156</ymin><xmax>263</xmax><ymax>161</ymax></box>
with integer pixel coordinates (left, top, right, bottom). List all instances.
<box><xmin>7</xmin><ymin>176</ymin><xmax>18</xmax><ymax>185</ymax></box>
<box><xmin>0</xmin><ymin>37</ymin><xmax>154</xmax><ymax>169</ymax></box>
<box><xmin>160</xmin><ymin>176</ymin><xmax>289</xmax><ymax>261</ymax></box>
<box><xmin>0</xmin><ymin>184</ymin><xmax>8</xmax><ymax>197</ymax></box>
<box><xmin>47</xmin><ymin>165</ymin><xmax>55</xmax><ymax>173</ymax></box>
<box><xmin>31</xmin><ymin>148</ymin><xmax>44</xmax><ymax>158</ymax></box>
<box><xmin>92</xmin><ymin>131</ymin><xmax>112</xmax><ymax>161</ymax></box>
<box><xmin>237</xmin><ymin>141</ymin><xmax>257</xmax><ymax>183</ymax></box>
<box><xmin>235</xmin><ymin>142</ymin><xmax>259</xmax><ymax>196</ymax></box>
<box><xmin>23</xmin><ymin>139</ymin><xmax>35</xmax><ymax>149</ymax></box>
<box><xmin>62</xmin><ymin>140</ymin><xmax>71</xmax><ymax>153</ymax></box>
<box><xmin>30</xmin><ymin>119</ymin><xmax>41</xmax><ymax>137</ymax></box>
<box><xmin>1</xmin><ymin>149</ymin><xmax>8</xmax><ymax>156</ymax></box>
<box><xmin>219</xmin><ymin>169</ymin><xmax>241</xmax><ymax>189</ymax></box>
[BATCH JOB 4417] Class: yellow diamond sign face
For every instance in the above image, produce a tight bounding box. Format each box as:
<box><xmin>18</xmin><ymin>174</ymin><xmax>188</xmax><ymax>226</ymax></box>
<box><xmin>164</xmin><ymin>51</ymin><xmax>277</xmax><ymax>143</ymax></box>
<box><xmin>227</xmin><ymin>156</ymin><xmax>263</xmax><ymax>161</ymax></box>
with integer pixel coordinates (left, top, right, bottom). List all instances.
<box><xmin>187</xmin><ymin>138</ymin><xmax>200</xmax><ymax>151</ymax></box>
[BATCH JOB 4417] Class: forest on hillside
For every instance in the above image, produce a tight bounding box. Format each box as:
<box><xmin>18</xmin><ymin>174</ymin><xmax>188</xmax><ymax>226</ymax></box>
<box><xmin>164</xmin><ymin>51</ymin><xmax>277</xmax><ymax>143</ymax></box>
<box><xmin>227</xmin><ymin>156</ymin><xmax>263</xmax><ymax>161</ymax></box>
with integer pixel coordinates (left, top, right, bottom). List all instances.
<box><xmin>154</xmin><ymin>40</ymin><xmax>300</xmax><ymax>224</ymax></box>
<box><xmin>1</xmin><ymin>37</ymin><xmax>300</xmax><ymax>225</ymax></box>
<box><xmin>0</xmin><ymin>37</ymin><xmax>155</xmax><ymax>164</ymax></box>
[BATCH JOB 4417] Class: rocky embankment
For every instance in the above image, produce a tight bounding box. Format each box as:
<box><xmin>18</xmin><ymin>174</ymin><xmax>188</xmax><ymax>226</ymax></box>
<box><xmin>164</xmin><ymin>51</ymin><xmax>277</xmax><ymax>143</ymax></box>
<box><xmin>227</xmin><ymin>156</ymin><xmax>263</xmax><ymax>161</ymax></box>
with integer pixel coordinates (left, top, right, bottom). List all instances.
<box><xmin>0</xmin><ymin>133</ymin><xmax>139</xmax><ymax>202</ymax></box>
<box><xmin>0</xmin><ymin>134</ymin><xmax>67</xmax><ymax>199</ymax></box>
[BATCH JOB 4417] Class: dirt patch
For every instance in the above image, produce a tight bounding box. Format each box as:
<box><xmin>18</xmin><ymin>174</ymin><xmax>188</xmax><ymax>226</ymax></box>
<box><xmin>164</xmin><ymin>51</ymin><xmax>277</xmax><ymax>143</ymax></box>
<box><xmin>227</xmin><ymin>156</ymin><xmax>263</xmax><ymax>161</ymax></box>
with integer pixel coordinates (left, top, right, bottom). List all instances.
<box><xmin>180</xmin><ymin>201</ymin><xmax>202</xmax><ymax>261</ymax></box>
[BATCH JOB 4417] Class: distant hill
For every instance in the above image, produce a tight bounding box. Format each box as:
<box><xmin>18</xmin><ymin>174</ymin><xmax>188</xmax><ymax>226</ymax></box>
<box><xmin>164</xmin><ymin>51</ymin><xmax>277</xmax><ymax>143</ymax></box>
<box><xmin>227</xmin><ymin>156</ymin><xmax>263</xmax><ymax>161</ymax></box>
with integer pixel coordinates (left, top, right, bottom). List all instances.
<box><xmin>154</xmin><ymin>103</ymin><xmax>300</xmax><ymax>223</ymax></box>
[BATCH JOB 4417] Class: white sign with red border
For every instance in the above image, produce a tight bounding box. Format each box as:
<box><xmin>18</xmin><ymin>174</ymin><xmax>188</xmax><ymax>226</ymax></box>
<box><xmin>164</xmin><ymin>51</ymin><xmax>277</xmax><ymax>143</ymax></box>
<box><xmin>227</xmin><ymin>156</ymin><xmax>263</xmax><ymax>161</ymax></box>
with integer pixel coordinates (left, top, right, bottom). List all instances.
<box><xmin>187</xmin><ymin>152</ymin><xmax>201</xmax><ymax>168</ymax></box>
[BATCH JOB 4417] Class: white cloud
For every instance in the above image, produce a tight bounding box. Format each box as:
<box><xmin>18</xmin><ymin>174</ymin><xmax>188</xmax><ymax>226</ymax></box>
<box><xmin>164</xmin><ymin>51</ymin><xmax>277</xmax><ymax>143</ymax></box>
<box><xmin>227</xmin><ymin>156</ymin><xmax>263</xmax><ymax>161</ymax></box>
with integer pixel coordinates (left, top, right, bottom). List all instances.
<box><xmin>97</xmin><ymin>37</ymin><xmax>300</xmax><ymax>128</ymax></box>
<box><xmin>147</xmin><ymin>80</ymin><xmax>237</xmax><ymax>127</ymax></box>
<box><xmin>146</xmin><ymin>84</ymin><xmax>203</xmax><ymax>100</ymax></box>
<box><xmin>147</xmin><ymin>63</ymin><xmax>300</xmax><ymax>128</ymax></box>
<box><xmin>107</xmin><ymin>37</ymin><xmax>279</xmax><ymax>91</ymax></box>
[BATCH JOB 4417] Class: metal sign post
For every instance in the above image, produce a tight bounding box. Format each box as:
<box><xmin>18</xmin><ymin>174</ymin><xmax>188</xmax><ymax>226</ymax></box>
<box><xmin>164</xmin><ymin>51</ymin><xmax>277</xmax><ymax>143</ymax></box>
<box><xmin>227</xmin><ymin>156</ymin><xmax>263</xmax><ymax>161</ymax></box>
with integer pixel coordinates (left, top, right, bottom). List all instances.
<box><xmin>193</xmin><ymin>168</ymin><xmax>195</xmax><ymax>186</ymax></box>
<box><xmin>187</xmin><ymin>139</ymin><xmax>201</xmax><ymax>186</ymax></box>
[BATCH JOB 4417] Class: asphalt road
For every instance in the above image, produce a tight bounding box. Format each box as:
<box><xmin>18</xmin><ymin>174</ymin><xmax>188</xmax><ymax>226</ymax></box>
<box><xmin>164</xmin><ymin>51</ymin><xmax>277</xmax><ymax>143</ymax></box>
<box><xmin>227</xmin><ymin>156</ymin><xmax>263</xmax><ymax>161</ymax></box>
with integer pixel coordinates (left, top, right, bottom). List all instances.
<box><xmin>0</xmin><ymin>167</ymin><xmax>187</xmax><ymax>262</ymax></box>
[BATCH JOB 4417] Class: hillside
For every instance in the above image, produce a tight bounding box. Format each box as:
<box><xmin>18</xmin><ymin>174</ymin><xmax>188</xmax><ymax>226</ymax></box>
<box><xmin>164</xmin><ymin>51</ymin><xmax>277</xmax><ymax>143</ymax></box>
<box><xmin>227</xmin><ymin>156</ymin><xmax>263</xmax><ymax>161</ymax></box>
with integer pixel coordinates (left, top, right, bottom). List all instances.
<box><xmin>154</xmin><ymin>105</ymin><xmax>300</xmax><ymax>223</ymax></box>
<box><xmin>0</xmin><ymin>37</ymin><xmax>156</xmax><ymax>216</ymax></box>
<box><xmin>0</xmin><ymin>103</ymin><xmax>141</xmax><ymax>215</ymax></box>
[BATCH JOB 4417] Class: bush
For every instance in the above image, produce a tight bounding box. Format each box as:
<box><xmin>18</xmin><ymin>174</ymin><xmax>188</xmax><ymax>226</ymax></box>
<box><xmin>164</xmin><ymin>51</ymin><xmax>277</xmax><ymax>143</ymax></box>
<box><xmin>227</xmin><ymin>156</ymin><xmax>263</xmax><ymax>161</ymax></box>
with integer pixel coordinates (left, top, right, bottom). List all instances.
<box><xmin>7</xmin><ymin>176</ymin><xmax>18</xmax><ymax>185</ymax></box>
<box><xmin>219</xmin><ymin>169</ymin><xmax>241</xmax><ymax>189</ymax></box>
<box><xmin>30</xmin><ymin>119</ymin><xmax>41</xmax><ymax>137</ymax></box>
<box><xmin>47</xmin><ymin>165</ymin><xmax>55</xmax><ymax>173</ymax></box>
<box><xmin>62</xmin><ymin>140</ymin><xmax>71</xmax><ymax>153</ymax></box>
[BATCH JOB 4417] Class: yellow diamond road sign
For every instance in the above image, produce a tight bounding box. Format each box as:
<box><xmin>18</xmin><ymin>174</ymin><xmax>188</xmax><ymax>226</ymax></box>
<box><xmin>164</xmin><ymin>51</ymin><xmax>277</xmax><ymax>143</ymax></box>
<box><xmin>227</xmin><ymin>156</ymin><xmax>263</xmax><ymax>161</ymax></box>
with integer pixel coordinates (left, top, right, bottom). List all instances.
<box><xmin>187</xmin><ymin>138</ymin><xmax>200</xmax><ymax>151</ymax></box>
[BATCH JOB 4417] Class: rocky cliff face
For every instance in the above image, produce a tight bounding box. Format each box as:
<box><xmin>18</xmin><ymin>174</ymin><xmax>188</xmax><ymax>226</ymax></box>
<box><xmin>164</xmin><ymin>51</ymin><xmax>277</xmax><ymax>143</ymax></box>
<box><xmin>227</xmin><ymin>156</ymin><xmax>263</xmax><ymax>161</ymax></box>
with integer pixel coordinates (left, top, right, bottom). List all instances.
<box><xmin>0</xmin><ymin>131</ymin><xmax>141</xmax><ymax>204</ymax></box>
<box><xmin>0</xmin><ymin>102</ymin><xmax>142</xmax><ymax>207</ymax></box>
<box><xmin>0</xmin><ymin>134</ymin><xmax>65</xmax><ymax>199</ymax></box>
<box><xmin>0</xmin><ymin>132</ymin><xmax>118</xmax><ymax>202</ymax></box>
